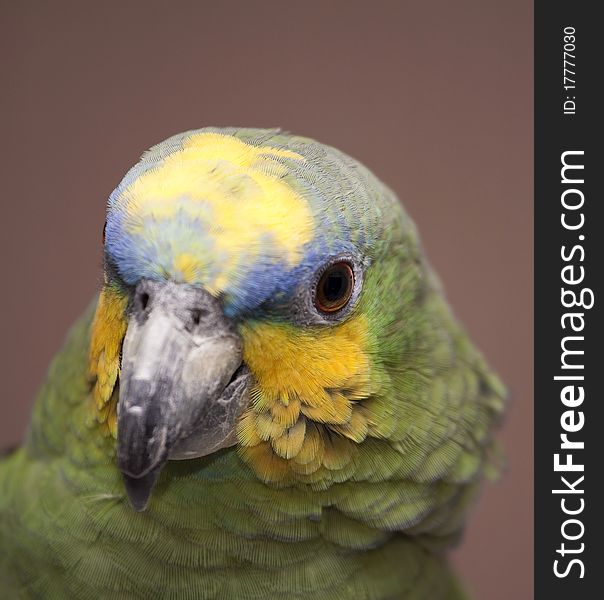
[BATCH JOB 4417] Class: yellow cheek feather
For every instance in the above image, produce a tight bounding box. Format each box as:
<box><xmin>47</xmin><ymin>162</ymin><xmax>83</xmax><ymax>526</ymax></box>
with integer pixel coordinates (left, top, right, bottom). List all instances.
<box><xmin>237</xmin><ymin>315</ymin><xmax>380</xmax><ymax>487</ymax></box>
<box><xmin>88</xmin><ymin>288</ymin><xmax>128</xmax><ymax>437</ymax></box>
<box><xmin>122</xmin><ymin>132</ymin><xmax>314</xmax><ymax>291</ymax></box>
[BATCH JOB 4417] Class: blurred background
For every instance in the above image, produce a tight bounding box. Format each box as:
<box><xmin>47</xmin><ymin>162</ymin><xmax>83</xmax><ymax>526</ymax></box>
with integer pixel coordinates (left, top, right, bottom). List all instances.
<box><xmin>0</xmin><ymin>2</ymin><xmax>532</xmax><ymax>598</ymax></box>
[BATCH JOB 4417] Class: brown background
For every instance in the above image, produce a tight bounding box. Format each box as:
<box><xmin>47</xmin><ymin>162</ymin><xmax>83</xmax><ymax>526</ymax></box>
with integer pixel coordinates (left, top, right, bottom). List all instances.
<box><xmin>0</xmin><ymin>2</ymin><xmax>532</xmax><ymax>598</ymax></box>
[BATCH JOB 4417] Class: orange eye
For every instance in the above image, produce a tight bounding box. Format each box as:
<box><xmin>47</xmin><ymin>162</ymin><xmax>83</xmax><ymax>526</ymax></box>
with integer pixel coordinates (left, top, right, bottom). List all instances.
<box><xmin>315</xmin><ymin>262</ymin><xmax>354</xmax><ymax>313</ymax></box>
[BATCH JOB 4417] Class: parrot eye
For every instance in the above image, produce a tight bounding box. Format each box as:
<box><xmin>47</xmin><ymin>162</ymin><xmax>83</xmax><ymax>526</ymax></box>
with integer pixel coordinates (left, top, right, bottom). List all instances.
<box><xmin>314</xmin><ymin>261</ymin><xmax>354</xmax><ymax>314</ymax></box>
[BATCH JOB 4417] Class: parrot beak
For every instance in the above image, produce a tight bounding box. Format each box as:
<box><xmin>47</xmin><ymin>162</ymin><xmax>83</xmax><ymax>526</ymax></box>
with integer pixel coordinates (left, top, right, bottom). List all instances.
<box><xmin>117</xmin><ymin>279</ymin><xmax>251</xmax><ymax>511</ymax></box>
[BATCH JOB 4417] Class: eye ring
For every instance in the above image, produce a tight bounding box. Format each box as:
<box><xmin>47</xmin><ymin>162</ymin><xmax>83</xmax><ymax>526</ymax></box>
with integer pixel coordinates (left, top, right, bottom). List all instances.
<box><xmin>314</xmin><ymin>261</ymin><xmax>355</xmax><ymax>314</ymax></box>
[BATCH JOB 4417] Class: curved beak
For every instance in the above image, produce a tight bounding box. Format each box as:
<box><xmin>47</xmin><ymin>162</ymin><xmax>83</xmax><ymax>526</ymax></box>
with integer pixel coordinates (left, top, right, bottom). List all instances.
<box><xmin>117</xmin><ymin>280</ymin><xmax>249</xmax><ymax>511</ymax></box>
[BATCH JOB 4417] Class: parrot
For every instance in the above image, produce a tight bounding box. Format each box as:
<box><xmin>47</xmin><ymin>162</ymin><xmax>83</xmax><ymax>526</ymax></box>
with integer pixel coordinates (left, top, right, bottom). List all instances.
<box><xmin>0</xmin><ymin>128</ymin><xmax>505</xmax><ymax>599</ymax></box>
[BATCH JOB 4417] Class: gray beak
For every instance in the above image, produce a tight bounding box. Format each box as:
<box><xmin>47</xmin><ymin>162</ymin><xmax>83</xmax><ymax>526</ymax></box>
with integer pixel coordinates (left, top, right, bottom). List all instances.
<box><xmin>117</xmin><ymin>279</ymin><xmax>250</xmax><ymax>511</ymax></box>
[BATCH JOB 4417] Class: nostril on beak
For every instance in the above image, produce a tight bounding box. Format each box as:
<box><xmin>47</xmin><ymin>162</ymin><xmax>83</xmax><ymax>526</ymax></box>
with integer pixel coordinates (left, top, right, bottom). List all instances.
<box><xmin>190</xmin><ymin>308</ymin><xmax>207</xmax><ymax>326</ymax></box>
<box><xmin>140</xmin><ymin>292</ymin><xmax>150</xmax><ymax>311</ymax></box>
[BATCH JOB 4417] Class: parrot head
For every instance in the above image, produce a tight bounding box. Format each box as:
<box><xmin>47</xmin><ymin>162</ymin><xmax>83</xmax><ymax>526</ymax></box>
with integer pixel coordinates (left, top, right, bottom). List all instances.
<box><xmin>89</xmin><ymin>128</ymin><xmax>504</xmax><ymax>511</ymax></box>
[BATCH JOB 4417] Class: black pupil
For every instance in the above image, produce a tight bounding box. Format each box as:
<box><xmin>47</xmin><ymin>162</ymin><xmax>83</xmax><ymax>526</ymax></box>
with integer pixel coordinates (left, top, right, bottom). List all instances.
<box><xmin>323</xmin><ymin>269</ymin><xmax>347</xmax><ymax>301</ymax></box>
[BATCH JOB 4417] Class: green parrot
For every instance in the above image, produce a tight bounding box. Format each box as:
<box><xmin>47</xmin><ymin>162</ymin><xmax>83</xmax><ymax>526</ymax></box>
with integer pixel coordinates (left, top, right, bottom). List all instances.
<box><xmin>0</xmin><ymin>128</ymin><xmax>505</xmax><ymax>599</ymax></box>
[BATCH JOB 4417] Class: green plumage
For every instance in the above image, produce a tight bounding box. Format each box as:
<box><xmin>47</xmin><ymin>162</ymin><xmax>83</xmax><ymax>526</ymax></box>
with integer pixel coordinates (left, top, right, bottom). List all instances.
<box><xmin>0</xmin><ymin>129</ymin><xmax>505</xmax><ymax>599</ymax></box>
